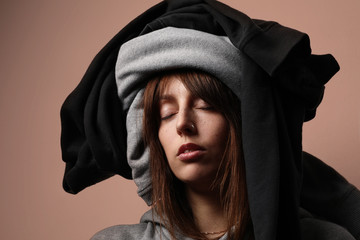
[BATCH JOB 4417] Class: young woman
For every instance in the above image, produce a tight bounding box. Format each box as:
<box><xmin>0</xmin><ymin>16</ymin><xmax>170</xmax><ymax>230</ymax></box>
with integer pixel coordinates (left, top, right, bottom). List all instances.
<box><xmin>142</xmin><ymin>70</ymin><xmax>249</xmax><ymax>239</ymax></box>
<box><xmin>61</xmin><ymin>1</ymin><xmax>360</xmax><ymax>240</ymax></box>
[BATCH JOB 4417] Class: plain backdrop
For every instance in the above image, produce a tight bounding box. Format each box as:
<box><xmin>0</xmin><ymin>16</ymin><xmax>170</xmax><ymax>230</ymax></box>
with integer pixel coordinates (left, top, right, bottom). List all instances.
<box><xmin>0</xmin><ymin>0</ymin><xmax>359</xmax><ymax>239</ymax></box>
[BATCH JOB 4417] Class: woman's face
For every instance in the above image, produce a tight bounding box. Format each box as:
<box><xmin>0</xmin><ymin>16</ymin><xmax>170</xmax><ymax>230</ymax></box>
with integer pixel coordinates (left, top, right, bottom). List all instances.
<box><xmin>158</xmin><ymin>76</ymin><xmax>228</xmax><ymax>189</ymax></box>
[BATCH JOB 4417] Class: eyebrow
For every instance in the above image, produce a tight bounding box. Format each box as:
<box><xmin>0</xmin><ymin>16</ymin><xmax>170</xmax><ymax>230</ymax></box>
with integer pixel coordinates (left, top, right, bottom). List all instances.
<box><xmin>159</xmin><ymin>94</ymin><xmax>175</xmax><ymax>101</ymax></box>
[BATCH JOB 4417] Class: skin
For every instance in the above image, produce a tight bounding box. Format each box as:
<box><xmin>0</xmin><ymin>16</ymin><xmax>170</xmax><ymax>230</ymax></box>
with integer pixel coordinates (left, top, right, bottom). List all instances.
<box><xmin>158</xmin><ymin>76</ymin><xmax>229</xmax><ymax>235</ymax></box>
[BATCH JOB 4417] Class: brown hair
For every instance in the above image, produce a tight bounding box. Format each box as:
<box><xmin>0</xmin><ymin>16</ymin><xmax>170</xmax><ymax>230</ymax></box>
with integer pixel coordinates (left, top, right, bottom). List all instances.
<box><xmin>142</xmin><ymin>70</ymin><xmax>250</xmax><ymax>239</ymax></box>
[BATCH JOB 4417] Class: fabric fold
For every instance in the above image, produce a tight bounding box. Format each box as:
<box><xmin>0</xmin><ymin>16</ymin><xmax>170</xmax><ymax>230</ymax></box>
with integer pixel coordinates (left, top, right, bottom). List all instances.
<box><xmin>60</xmin><ymin>1</ymin><xmax>359</xmax><ymax>240</ymax></box>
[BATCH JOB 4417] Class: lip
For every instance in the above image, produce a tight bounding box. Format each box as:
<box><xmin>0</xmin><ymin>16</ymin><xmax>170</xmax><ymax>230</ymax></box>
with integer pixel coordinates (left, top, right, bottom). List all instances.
<box><xmin>177</xmin><ymin>143</ymin><xmax>205</xmax><ymax>161</ymax></box>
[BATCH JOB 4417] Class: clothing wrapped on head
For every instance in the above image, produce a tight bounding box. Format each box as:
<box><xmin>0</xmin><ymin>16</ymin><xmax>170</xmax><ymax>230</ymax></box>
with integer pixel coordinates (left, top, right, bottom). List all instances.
<box><xmin>61</xmin><ymin>1</ymin><xmax>360</xmax><ymax>240</ymax></box>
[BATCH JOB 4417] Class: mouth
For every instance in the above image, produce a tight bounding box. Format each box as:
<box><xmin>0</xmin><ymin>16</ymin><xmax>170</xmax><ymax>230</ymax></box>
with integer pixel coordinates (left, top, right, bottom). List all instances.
<box><xmin>177</xmin><ymin>143</ymin><xmax>205</xmax><ymax>161</ymax></box>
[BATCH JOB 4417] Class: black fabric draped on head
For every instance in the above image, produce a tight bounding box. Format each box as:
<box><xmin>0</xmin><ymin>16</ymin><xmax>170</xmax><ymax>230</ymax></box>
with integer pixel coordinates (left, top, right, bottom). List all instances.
<box><xmin>60</xmin><ymin>1</ymin><xmax>360</xmax><ymax>240</ymax></box>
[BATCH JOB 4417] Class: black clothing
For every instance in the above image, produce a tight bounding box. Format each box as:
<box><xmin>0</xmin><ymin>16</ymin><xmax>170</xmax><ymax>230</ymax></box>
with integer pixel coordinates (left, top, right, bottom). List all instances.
<box><xmin>60</xmin><ymin>1</ymin><xmax>360</xmax><ymax>239</ymax></box>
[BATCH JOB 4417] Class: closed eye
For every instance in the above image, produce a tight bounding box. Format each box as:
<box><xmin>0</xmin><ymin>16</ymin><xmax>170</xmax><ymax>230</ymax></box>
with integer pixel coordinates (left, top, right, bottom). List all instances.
<box><xmin>194</xmin><ymin>98</ymin><xmax>215</xmax><ymax>111</ymax></box>
<box><xmin>197</xmin><ymin>106</ymin><xmax>215</xmax><ymax>111</ymax></box>
<box><xmin>160</xmin><ymin>112</ymin><xmax>177</xmax><ymax>121</ymax></box>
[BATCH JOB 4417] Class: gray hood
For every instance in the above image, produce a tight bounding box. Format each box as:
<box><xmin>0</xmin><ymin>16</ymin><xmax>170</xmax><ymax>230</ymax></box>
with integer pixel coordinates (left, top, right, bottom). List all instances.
<box><xmin>115</xmin><ymin>27</ymin><xmax>244</xmax><ymax>205</ymax></box>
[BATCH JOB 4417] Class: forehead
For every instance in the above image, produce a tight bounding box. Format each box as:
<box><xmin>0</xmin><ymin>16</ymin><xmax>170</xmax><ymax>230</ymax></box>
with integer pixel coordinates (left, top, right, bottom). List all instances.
<box><xmin>153</xmin><ymin>70</ymin><xmax>218</xmax><ymax>105</ymax></box>
<box><xmin>157</xmin><ymin>75</ymin><xmax>195</xmax><ymax>101</ymax></box>
<box><xmin>159</xmin><ymin>76</ymin><xmax>188</xmax><ymax>97</ymax></box>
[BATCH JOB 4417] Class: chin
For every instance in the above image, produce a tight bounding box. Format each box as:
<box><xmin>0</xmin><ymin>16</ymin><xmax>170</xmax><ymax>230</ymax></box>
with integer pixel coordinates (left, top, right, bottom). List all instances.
<box><xmin>175</xmin><ymin>168</ymin><xmax>217</xmax><ymax>187</ymax></box>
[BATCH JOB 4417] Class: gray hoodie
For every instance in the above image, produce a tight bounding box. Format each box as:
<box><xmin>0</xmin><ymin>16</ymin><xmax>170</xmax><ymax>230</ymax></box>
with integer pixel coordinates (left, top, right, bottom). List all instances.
<box><xmin>91</xmin><ymin>208</ymin><xmax>354</xmax><ymax>240</ymax></box>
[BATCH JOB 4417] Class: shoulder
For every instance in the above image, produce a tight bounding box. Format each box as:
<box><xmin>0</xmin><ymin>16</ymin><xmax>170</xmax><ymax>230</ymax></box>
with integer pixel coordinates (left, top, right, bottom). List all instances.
<box><xmin>300</xmin><ymin>209</ymin><xmax>355</xmax><ymax>240</ymax></box>
<box><xmin>90</xmin><ymin>209</ymin><xmax>171</xmax><ymax>240</ymax></box>
<box><xmin>90</xmin><ymin>222</ymin><xmax>156</xmax><ymax>240</ymax></box>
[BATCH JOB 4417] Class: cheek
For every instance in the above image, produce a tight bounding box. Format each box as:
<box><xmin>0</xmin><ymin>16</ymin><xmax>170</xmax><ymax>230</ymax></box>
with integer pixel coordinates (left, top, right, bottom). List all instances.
<box><xmin>217</xmin><ymin>120</ymin><xmax>229</xmax><ymax>141</ymax></box>
<box><xmin>158</xmin><ymin>128</ymin><xmax>165</xmax><ymax>149</ymax></box>
<box><xmin>158</xmin><ymin>126</ymin><xmax>167</xmax><ymax>144</ymax></box>
<box><xmin>206</xmin><ymin>116</ymin><xmax>228</xmax><ymax>138</ymax></box>
<box><xmin>158</xmin><ymin>126</ymin><xmax>178</xmax><ymax>172</ymax></box>
<box><xmin>158</xmin><ymin>126</ymin><xmax>173</xmax><ymax>154</ymax></box>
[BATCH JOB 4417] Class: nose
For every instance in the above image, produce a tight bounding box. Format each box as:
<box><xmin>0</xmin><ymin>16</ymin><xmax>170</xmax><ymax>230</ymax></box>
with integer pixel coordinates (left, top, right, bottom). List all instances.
<box><xmin>176</xmin><ymin>109</ymin><xmax>197</xmax><ymax>136</ymax></box>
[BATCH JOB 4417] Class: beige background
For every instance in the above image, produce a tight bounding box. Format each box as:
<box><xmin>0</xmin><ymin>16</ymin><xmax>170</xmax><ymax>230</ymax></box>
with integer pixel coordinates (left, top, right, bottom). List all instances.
<box><xmin>0</xmin><ymin>0</ymin><xmax>359</xmax><ymax>239</ymax></box>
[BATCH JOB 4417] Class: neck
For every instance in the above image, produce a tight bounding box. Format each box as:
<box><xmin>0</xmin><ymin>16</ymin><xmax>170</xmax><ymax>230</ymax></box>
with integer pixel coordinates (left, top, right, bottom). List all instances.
<box><xmin>185</xmin><ymin>184</ymin><xmax>227</xmax><ymax>236</ymax></box>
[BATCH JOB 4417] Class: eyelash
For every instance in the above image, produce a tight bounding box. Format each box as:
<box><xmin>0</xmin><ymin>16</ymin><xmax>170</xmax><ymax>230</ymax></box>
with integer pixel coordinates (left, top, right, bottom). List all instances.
<box><xmin>160</xmin><ymin>113</ymin><xmax>176</xmax><ymax>121</ymax></box>
<box><xmin>198</xmin><ymin>106</ymin><xmax>214</xmax><ymax>110</ymax></box>
<box><xmin>160</xmin><ymin>106</ymin><xmax>215</xmax><ymax>121</ymax></box>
